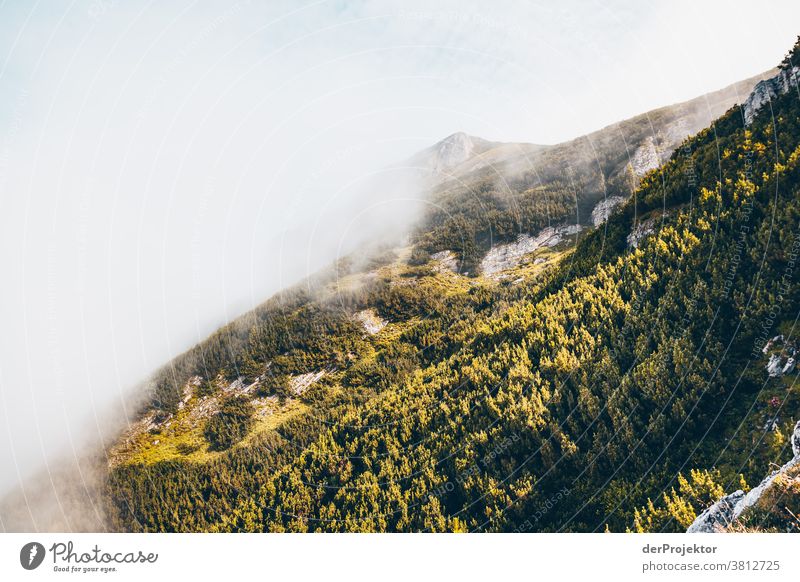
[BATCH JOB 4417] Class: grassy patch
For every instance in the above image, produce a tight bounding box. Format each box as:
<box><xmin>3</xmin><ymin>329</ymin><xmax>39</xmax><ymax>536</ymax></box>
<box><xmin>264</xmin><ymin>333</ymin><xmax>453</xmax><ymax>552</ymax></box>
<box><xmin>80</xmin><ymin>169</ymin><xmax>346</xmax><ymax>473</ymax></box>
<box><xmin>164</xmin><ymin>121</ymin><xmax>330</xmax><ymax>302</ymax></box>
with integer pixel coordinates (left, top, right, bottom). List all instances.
<box><xmin>114</xmin><ymin>397</ymin><xmax>308</xmax><ymax>467</ymax></box>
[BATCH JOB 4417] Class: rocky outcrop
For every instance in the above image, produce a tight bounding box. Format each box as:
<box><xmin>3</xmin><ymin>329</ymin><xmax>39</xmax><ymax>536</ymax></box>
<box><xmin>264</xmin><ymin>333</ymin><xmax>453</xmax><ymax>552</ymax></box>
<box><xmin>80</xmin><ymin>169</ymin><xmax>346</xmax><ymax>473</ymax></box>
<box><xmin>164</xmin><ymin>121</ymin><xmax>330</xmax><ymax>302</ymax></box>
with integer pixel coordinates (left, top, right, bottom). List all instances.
<box><xmin>767</xmin><ymin>354</ymin><xmax>784</xmax><ymax>377</ymax></box>
<box><xmin>626</xmin><ymin>217</ymin><xmax>658</xmax><ymax>249</ymax></box>
<box><xmin>534</xmin><ymin>224</ymin><xmax>582</xmax><ymax>246</ymax></box>
<box><xmin>762</xmin><ymin>334</ymin><xmax>797</xmax><ymax>378</ymax></box>
<box><xmin>687</xmin><ymin>421</ymin><xmax>800</xmax><ymax>532</ymax></box>
<box><xmin>481</xmin><ymin>224</ymin><xmax>582</xmax><ymax>278</ymax></box>
<box><xmin>433</xmin><ymin>132</ymin><xmax>475</xmax><ymax>171</ymax></box>
<box><xmin>793</xmin><ymin>420</ymin><xmax>800</xmax><ymax>458</ymax></box>
<box><xmin>177</xmin><ymin>375</ymin><xmax>202</xmax><ymax>410</ymax></box>
<box><xmin>354</xmin><ymin>308</ymin><xmax>388</xmax><ymax>335</ymax></box>
<box><xmin>686</xmin><ymin>490</ymin><xmax>745</xmax><ymax>533</ymax></box>
<box><xmin>630</xmin><ymin>136</ymin><xmax>661</xmax><ymax>177</ymax></box>
<box><xmin>591</xmin><ymin>196</ymin><xmax>626</xmax><ymax>226</ymax></box>
<box><xmin>289</xmin><ymin>370</ymin><xmax>326</xmax><ymax>396</ymax></box>
<box><xmin>481</xmin><ymin>235</ymin><xmax>540</xmax><ymax>278</ymax></box>
<box><xmin>430</xmin><ymin>250</ymin><xmax>459</xmax><ymax>274</ymax></box>
<box><xmin>743</xmin><ymin>66</ymin><xmax>799</xmax><ymax>125</ymax></box>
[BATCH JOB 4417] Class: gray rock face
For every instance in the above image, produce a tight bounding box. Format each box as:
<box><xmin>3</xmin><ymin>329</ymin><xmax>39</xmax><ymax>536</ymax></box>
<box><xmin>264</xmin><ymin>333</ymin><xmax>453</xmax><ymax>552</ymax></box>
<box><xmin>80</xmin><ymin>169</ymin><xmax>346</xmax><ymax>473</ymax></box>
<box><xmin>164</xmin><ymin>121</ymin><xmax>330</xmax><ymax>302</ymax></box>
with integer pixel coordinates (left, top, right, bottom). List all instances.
<box><xmin>767</xmin><ymin>353</ymin><xmax>784</xmax><ymax>377</ymax></box>
<box><xmin>353</xmin><ymin>308</ymin><xmax>387</xmax><ymax>335</ymax></box>
<box><xmin>686</xmin><ymin>490</ymin><xmax>745</xmax><ymax>533</ymax></box>
<box><xmin>431</xmin><ymin>132</ymin><xmax>475</xmax><ymax>173</ymax></box>
<box><xmin>481</xmin><ymin>224</ymin><xmax>582</xmax><ymax>279</ymax></box>
<box><xmin>591</xmin><ymin>196</ymin><xmax>626</xmax><ymax>226</ymax></box>
<box><xmin>743</xmin><ymin>66</ymin><xmax>799</xmax><ymax>125</ymax></box>
<box><xmin>630</xmin><ymin>136</ymin><xmax>661</xmax><ymax>177</ymax></box>
<box><xmin>626</xmin><ymin>217</ymin><xmax>658</xmax><ymax>249</ymax></box>
<box><xmin>688</xmin><ymin>421</ymin><xmax>800</xmax><ymax>532</ymax></box>
<box><xmin>430</xmin><ymin>250</ymin><xmax>459</xmax><ymax>273</ymax></box>
<box><xmin>763</xmin><ymin>334</ymin><xmax>797</xmax><ymax>378</ymax></box>
<box><xmin>733</xmin><ymin>455</ymin><xmax>800</xmax><ymax>521</ymax></box>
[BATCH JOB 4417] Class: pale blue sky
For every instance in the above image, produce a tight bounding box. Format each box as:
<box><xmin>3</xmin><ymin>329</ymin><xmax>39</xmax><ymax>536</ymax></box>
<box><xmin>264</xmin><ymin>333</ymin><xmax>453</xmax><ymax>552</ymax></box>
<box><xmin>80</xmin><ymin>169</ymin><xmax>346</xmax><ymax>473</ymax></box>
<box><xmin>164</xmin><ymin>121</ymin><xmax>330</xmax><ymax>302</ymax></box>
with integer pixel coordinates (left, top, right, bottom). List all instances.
<box><xmin>2</xmin><ymin>1</ymin><xmax>799</xmax><ymax>143</ymax></box>
<box><xmin>1</xmin><ymin>0</ymin><xmax>799</xmax><ymax>494</ymax></box>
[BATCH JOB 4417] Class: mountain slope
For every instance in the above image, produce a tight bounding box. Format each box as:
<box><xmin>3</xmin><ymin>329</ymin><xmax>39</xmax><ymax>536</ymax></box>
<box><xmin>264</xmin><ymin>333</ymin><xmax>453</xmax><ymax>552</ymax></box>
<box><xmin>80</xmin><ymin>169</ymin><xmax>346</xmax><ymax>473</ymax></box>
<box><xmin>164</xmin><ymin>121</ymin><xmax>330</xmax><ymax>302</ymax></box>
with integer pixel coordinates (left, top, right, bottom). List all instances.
<box><xmin>409</xmin><ymin>69</ymin><xmax>776</xmax><ymax>273</ymax></box>
<box><xmin>68</xmin><ymin>39</ymin><xmax>800</xmax><ymax>533</ymax></box>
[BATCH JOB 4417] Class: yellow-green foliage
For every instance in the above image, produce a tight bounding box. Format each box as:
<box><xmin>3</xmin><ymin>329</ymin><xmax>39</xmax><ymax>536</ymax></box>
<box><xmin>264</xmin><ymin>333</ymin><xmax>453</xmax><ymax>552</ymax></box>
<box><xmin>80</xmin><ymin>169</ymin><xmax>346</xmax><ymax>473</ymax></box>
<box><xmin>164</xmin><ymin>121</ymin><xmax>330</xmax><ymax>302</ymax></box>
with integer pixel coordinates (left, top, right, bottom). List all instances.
<box><xmin>106</xmin><ymin>47</ymin><xmax>800</xmax><ymax>532</ymax></box>
<box><xmin>631</xmin><ymin>470</ymin><xmax>738</xmax><ymax>533</ymax></box>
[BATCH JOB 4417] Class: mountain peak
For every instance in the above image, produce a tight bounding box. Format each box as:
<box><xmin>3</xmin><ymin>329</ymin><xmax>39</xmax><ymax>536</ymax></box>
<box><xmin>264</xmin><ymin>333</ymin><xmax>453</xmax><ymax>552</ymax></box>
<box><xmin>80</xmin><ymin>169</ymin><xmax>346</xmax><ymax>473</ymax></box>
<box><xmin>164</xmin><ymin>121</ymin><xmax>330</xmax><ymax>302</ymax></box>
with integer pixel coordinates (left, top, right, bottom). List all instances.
<box><xmin>440</xmin><ymin>131</ymin><xmax>470</xmax><ymax>142</ymax></box>
<box><xmin>404</xmin><ymin>131</ymin><xmax>494</xmax><ymax>175</ymax></box>
<box><xmin>432</xmin><ymin>132</ymin><xmax>477</xmax><ymax>170</ymax></box>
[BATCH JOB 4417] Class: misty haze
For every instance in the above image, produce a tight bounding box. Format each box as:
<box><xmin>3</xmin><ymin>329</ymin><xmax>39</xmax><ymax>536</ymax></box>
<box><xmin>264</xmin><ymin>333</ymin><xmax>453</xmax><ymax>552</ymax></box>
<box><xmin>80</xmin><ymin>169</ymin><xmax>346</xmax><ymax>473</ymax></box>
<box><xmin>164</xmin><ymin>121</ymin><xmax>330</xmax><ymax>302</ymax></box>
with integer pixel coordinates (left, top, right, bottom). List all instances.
<box><xmin>2</xmin><ymin>0</ymin><xmax>800</xmax><ymax>544</ymax></box>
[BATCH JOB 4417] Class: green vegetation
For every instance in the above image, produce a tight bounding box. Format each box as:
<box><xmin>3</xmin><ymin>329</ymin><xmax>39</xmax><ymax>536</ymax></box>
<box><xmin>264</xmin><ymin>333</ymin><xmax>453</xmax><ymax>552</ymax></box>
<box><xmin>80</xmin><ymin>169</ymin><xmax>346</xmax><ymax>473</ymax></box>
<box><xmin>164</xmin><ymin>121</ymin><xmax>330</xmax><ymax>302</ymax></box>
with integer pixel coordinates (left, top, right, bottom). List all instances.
<box><xmin>204</xmin><ymin>397</ymin><xmax>256</xmax><ymax>451</ymax></box>
<box><xmin>735</xmin><ymin>464</ymin><xmax>800</xmax><ymax>532</ymax></box>
<box><xmin>410</xmin><ymin>69</ymin><xmax>771</xmax><ymax>274</ymax></box>
<box><xmin>104</xmin><ymin>42</ymin><xmax>800</xmax><ymax>533</ymax></box>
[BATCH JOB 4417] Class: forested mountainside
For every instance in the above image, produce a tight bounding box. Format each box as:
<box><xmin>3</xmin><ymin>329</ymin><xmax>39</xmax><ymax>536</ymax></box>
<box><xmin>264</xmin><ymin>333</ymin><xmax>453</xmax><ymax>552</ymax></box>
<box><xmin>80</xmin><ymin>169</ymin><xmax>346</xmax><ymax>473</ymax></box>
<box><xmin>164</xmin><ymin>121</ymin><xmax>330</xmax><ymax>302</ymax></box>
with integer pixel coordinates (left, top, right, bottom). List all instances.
<box><xmin>103</xmin><ymin>41</ymin><xmax>800</xmax><ymax>533</ymax></box>
<box><xmin>412</xmin><ymin>69</ymin><xmax>774</xmax><ymax>273</ymax></box>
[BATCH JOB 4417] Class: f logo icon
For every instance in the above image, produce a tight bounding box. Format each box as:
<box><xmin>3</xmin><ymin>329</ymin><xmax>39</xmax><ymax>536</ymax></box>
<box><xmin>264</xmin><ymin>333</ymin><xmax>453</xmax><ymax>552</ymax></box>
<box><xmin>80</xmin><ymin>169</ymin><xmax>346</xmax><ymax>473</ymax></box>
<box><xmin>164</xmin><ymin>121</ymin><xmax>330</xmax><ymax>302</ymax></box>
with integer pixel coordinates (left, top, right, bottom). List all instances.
<box><xmin>20</xmin><ymin>542</ymin><xmax>46</xmax><ymax>570</ymax></box>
